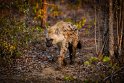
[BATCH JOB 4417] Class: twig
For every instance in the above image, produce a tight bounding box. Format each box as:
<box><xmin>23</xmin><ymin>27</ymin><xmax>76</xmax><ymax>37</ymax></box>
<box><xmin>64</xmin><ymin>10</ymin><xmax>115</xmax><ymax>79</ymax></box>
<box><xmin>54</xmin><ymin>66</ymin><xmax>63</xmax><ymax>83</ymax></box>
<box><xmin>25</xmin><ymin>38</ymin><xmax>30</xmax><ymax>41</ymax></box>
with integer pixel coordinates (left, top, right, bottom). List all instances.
<box><xmin>103</xmin><ymin>66</ymin><xmax>124</xmax><ymax>82</ymax></box>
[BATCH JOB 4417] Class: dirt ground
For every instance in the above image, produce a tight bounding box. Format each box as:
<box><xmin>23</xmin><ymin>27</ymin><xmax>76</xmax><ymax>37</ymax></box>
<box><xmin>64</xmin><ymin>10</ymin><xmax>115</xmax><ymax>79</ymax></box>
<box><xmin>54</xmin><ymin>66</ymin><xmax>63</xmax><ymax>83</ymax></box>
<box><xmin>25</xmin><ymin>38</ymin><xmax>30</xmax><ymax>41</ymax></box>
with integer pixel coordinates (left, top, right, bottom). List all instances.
<box><xmin>0</xmin><ymin>29</ymin><xmax>123</xmax><ymax>83</ymax></box>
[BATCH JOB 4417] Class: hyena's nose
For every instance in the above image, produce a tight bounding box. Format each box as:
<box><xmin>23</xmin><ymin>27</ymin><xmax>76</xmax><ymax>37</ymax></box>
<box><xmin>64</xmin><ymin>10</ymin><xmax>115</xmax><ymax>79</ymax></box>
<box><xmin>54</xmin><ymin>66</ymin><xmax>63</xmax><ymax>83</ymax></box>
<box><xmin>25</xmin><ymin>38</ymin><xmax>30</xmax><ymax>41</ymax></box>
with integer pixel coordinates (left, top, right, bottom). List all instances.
<box><xmin>46</xmin><ymin>38</ymin><xmax>53</xmax><ymax>47</ymax></box>
<box><xmin>46</xmin><ymin>38</ymin><xmax>53</xmax><ymax>42</ymax></box>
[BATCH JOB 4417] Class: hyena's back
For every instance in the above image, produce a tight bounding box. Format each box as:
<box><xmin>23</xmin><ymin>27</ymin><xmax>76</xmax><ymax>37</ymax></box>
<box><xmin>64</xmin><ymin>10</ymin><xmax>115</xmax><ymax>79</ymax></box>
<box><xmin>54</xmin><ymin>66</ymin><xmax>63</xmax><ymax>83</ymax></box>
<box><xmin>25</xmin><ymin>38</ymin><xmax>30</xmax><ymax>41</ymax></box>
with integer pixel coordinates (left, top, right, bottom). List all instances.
<box><xmin>53</xmin><ymin>21</ymin><xmax>79</xmax><ymax>44</ymax></box>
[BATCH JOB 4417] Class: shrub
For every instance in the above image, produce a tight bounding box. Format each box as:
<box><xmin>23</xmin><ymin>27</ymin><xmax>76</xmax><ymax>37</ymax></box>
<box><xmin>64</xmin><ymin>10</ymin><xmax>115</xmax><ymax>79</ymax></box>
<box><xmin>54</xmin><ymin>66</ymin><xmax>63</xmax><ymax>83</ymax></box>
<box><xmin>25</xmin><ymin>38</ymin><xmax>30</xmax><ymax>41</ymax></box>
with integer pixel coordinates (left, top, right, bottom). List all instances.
<box><xmin>0</xmin><ymin>16</ymin><xmax>38</xmax><ymax>59</ymax></box>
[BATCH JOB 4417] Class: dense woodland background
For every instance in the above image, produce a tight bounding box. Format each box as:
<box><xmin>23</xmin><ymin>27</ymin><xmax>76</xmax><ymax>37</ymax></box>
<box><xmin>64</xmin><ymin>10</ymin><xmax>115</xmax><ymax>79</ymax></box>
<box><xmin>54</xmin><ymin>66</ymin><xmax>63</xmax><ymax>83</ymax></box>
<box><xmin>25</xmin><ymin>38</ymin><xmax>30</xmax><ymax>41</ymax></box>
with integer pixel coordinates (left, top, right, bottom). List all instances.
<box><xmin>0</xmin><ymin>0</ymin><xmax>124</xmax><ymax>83</ymax></box>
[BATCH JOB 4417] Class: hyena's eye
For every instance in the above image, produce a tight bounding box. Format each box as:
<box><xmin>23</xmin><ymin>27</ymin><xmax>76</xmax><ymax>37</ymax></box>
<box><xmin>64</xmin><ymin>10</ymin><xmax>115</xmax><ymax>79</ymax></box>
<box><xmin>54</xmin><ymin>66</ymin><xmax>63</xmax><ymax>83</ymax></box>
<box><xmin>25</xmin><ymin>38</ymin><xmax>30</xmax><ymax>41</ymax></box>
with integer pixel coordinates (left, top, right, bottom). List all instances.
<box><xmin>55</xmin><ymin>28</ymin><xmax>60</xmax><ymax>34</ymax></box>
<box><xmin>48</xmin><ymin>28</ymin><xmax>54</xmax><ymax>33</ymax></box>
<box><xmin>49</xmin><ymin>39</ymin><xmax>53</xmax><ymax>41</ymax></box>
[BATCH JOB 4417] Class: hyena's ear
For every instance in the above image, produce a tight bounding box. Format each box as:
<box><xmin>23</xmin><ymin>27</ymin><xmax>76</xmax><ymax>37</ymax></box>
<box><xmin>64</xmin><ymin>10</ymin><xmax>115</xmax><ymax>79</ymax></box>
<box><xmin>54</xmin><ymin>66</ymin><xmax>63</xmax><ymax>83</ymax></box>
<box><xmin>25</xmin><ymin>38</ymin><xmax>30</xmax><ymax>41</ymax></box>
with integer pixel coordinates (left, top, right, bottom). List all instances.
<box><xmin>55</xmin><ymin>28</ymin><xmax>60</xmax><ymax>34</ymax></box>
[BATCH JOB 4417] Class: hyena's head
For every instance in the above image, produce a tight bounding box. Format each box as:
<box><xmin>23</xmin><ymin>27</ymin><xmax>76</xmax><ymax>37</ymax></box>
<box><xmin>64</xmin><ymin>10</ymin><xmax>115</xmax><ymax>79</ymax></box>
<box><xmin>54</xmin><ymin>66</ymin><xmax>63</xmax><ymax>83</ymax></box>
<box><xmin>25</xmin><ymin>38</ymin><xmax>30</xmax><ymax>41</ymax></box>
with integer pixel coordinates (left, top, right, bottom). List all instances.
<box><xmin>46</xmin><ymin>26</ymin><xmax>64</xmax><ymax>47</ymax></box>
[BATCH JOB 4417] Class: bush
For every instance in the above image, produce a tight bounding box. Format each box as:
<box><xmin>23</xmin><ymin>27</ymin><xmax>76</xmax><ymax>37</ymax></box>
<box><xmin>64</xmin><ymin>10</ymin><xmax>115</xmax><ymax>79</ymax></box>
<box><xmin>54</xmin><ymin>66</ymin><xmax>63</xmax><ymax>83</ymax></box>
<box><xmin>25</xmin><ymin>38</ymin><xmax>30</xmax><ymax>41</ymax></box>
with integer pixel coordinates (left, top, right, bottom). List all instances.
<box><xmin>0</xmin><ymin>16</ymin><xmax>40</xmax><ymax>59</ymax></box>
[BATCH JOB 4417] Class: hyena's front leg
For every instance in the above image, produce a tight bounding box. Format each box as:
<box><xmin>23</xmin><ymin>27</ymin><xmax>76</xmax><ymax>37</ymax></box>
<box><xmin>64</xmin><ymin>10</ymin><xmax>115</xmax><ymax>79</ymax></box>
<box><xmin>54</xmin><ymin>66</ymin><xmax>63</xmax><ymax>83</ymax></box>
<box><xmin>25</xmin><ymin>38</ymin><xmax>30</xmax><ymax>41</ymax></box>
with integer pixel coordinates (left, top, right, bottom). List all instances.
<box><xmin>70</xmin><ymin>40</ymin><xmax>78</xmax><ymax>64</ymax></box>
<box><xmin>69</xmin><ymin>46</ymin><xmax>76</xmax><ymax>64</ymax></box>
<box><xmin>58</xmin><ymin>42</ymin><xmax>68</xmax><ymax>67</ymax></box>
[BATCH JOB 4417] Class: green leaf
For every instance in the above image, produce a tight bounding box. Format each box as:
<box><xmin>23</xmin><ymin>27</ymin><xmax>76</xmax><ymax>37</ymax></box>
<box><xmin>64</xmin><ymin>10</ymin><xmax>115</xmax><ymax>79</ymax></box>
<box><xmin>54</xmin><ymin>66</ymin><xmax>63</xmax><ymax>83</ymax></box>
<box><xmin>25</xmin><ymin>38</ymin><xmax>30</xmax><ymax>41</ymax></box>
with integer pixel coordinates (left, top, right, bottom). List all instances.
<box><xmin>103</xmin><ymin>56</ymin><xmax>110</xmax><ymax>62</ymax></box>
<box><xmin>84</xmin><ymin>61</ymin><xmax>90</xmax><ymax>66</ymax></box>
<box><xmin>89</xmin><ymin>57</ymin><xmax>99</xmax><ymax>63</ymax></box>
<box><xmin>64</xmin><ymin>75</ymin><xmax>74</xmax><ymax>81</ymax></box>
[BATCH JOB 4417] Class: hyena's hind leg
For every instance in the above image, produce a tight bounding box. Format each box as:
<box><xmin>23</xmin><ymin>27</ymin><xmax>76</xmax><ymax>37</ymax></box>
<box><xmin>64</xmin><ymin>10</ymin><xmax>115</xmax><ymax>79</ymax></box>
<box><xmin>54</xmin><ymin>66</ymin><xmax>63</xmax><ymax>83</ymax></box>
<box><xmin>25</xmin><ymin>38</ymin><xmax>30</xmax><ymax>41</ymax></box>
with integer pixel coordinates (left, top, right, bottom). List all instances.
<box><xmin>68</xmin><ymin>43</ymin><xmax>74</xmax><ymax>64</ymax></box>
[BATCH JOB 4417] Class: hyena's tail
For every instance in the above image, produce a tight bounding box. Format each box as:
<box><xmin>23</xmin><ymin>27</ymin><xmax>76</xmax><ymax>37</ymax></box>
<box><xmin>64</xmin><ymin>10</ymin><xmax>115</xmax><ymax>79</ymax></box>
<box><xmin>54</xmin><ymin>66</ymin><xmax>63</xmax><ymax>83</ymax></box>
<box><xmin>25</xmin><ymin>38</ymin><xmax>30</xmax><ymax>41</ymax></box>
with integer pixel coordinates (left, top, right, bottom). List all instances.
<box><xmin>77</xmin><ymin>41</ymin><xmax>82</xmax><ymax>49</ymax></box>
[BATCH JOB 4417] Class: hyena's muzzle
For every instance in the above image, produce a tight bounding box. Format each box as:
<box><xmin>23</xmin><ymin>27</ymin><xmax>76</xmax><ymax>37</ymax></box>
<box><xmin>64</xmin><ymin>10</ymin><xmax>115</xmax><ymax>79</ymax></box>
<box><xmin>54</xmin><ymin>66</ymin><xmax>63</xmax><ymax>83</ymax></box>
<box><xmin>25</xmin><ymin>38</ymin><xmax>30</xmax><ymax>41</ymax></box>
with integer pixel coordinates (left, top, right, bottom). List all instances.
<box><xmin>46</xmin><ymin>38</ymin><xmax>53</xmax><ymax>47</ymax></box>
<box><xmin>45</xmin><ymin>27</ymin><xmax>53</xmax><ymax>47</ymax></box>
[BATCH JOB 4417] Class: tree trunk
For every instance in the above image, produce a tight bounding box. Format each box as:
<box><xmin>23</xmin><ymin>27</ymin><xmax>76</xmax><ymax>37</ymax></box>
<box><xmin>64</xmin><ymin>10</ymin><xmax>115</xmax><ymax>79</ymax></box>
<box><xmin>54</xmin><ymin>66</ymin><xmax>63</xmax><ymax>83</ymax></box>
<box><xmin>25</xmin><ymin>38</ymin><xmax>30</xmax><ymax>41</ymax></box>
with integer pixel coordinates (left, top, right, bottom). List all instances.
<box><xmin>120</xmin><ymin>0</ymin><xmax>124</xmax><ymax>65</ymax></box>
<box><xmin>120</xmin><ymin>16</ymin><xmax>124</xmax><ymax>65</ymax></box>
<box><xmin>98</xmin><ymin>0</ymin><xmax>109</xmax><ymax>60</ymax></box>
<box><xmin>41</xmin><ymin>0</ymin><xmax>47</xmax><ymax>29</ymax></box>
<box><xmin>109</xmin><ymin>0</ymin><xmax>114</xmax><ymax>63</ymax></box>
<box><xmin>94</xmin><ymin>1</ymin><xmax>98</xmax><ymax>54</ymax></box>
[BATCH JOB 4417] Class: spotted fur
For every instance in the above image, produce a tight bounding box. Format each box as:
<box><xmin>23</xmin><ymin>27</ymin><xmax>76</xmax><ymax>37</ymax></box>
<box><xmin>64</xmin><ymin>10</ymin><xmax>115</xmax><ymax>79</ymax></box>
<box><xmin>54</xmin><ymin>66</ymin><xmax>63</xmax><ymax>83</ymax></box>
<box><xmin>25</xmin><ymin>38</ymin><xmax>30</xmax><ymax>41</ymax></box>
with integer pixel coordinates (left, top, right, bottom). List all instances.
<box><xmin>46</xmin><ymin>21</ymin><xmax>81</xmax><ymax>67</ymax></box>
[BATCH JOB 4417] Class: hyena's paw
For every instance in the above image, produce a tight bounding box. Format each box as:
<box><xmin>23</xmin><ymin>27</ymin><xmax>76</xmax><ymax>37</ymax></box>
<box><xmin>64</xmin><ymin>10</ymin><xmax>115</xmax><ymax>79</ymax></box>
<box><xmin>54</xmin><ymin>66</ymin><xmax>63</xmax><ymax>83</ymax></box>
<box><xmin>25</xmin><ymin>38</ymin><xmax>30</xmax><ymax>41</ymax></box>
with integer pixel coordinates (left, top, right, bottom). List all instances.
<box><xmin>63</xmin><ymin>59</ymin><xmax>67</xmax><ymax>66</ymax></box>
<box><xmin>70</xmin><ymin>60</ymin><xmax>75</xmax><ymax>65</ymax></box>
<box><xmin>70</xmin><ymin>58</ymin><xmax>76</xmax><ymax>65</ymax></box>
<box><xmin>54</xmin><ymin>63</ymin><xmax>64</xmax><ymax>70</ymax></box>
<box><xmin>58</xmin><ymin>59</ymin><xmax>67</xmax><ymax>67</ymax></box>
<box><xmin>54</xmin><ymin>64</ymin><xmax>62</xmax><ymax>70</ymax></box>
<box><xmin>58</xmin><ymin>56</ymin><xmax>67</xmax><ymax>66</ymax></box>
<box><xmin>54</xmin><ymin>58</ymin><xmax>67</xmax><ymax>70</ymax></box>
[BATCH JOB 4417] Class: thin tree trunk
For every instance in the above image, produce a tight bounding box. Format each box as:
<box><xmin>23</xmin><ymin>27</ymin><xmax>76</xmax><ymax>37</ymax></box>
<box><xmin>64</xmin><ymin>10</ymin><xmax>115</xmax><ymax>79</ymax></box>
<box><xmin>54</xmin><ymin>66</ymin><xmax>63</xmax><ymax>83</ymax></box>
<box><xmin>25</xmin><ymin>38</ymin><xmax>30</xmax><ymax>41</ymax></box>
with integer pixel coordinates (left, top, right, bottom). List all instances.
<box><xmin>97</xmin><ymin>0</ymin><xmax>102</xmax><ymax>55</ymax></box>
<box><xmin>118</xmin><ymin>0</ymin><xmax>123</xmax><ymax>56</ymax></box>
<box><xmin>116</xmin><ymin>9</ymin><xmax>119</xmax><ymax>48</ymax></box>
<box><xmin>97</xmin><ymin>0</ymin><xmax>104</xmax><ymax>60</ymax></box>
<box><xmin>41</xmin><ymin>0</ymin><xmax>47</xmax><ymax>29</ymax></box>
<box><xmin>97</xmin><ymin>11</ymin><xmax>101</xmax><ymax>54</ymax></box>
<box><xmin>120</xmin><ymin>0</ymin><xmax>124</xmax><ymax>65</ymax></box>
<box><xmin>94</xmin><ymin>2</ymin><xmax>98</xmax><ymax>54</ymax></box>
<box><xmin>109</xmin><ymin>0</ymin><xmax>114</xmax><ymax>63</ymax></box>
<box><xmin>121</xmin><ymin>19</ymin><xmax>124</xmax><ymax>64</ymax></box>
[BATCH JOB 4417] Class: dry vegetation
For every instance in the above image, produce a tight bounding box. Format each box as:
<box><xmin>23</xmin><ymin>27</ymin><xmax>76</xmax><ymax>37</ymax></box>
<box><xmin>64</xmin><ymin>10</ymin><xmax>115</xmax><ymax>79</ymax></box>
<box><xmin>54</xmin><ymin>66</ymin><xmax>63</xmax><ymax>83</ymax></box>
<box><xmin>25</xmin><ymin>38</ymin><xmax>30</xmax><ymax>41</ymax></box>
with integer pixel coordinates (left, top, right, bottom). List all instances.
<box><xmin>0</xmin><ymin>0</ymin><xmax>124</xmax><ymax>83</ymax></box>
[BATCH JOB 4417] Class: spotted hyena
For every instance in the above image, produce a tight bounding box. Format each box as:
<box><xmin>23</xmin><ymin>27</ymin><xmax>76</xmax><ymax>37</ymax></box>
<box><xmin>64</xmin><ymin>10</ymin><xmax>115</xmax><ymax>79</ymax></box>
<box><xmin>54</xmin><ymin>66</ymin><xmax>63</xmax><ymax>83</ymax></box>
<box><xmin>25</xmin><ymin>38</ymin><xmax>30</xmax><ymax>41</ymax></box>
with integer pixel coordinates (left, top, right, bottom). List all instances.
<box><xmin>46</xmin><ymin>21</ymin><xmax>81</xmax><ymax>67</ymax></box>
